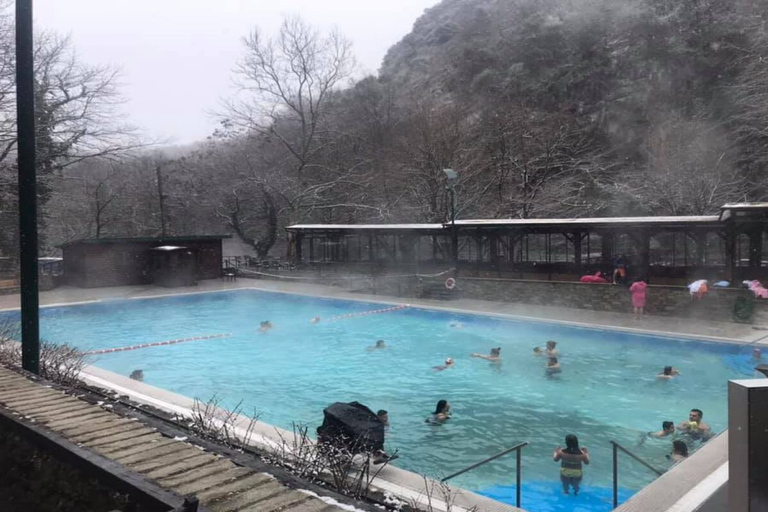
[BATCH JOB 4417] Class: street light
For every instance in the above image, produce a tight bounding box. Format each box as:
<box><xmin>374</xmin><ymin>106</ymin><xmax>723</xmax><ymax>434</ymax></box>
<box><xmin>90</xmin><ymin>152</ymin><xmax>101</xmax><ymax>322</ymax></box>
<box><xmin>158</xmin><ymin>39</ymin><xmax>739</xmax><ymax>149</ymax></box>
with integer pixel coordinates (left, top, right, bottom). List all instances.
<box><xmin>443</xmin><ymin>169</ymin><xmax>458</xmax><ymax>268</ymax></box>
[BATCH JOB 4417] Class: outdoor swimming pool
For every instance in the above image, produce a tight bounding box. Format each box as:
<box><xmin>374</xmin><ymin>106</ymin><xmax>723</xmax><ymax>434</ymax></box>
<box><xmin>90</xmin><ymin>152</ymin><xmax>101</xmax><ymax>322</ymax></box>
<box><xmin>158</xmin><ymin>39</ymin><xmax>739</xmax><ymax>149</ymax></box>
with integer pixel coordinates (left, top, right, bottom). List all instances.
<box><xmin>16</xmin><ymin>289</ymin><xmax>760</xmax><ymax>511</ymax></box>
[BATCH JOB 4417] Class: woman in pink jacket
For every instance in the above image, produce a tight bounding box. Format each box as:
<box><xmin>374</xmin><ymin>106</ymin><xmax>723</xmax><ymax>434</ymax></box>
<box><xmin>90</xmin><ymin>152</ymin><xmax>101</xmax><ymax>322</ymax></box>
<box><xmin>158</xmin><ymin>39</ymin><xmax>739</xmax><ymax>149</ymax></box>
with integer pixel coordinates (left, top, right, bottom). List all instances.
<box><xmin>629</xmin><ymin>279</ymin><xmax>648</xmax><ymax>319</ymax></box>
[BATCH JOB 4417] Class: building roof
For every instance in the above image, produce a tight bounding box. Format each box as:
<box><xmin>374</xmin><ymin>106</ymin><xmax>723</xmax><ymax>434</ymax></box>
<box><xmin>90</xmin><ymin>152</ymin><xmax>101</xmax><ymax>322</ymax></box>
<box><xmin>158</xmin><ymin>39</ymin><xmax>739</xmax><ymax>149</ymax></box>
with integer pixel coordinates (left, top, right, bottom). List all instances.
<box><xmin>60</xmin><ymin>235</ymin><xmax>231</xmax><ymax>248</ymax></box>
<box><xmin>287</xmin><ymin>224</ymin><xmax>444</xmax><ymax>231</ymax></box>
<box><xmin>452</xmin><ymin>215</ymin><xmax>721</xmax><ymax>228</ymax></box>
<box><xmin>286</xmin><ymin>215</ymin><xmax>723</xmax><ymax>233</ymax></box>
<box><xmin>721</xmin><ymin>203</ymin><xmax>768</xmax><ymax>210</ymax></box>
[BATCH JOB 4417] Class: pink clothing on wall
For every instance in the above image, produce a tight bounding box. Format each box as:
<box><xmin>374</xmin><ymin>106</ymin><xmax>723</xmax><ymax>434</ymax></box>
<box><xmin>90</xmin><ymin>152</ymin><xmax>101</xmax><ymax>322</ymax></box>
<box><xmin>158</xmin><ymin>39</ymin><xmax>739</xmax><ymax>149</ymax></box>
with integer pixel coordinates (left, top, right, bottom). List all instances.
<box><xmin>630</xmin><ymin>281</ymin><xmax>647</xmax><ymax>308</ymax></box>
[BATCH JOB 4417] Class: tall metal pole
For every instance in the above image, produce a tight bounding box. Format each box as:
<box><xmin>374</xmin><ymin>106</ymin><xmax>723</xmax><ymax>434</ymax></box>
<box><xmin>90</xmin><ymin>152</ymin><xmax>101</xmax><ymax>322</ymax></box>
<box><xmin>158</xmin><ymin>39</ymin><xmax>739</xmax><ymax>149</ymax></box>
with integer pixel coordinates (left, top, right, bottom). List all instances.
<box><xmin>612</xmin><ymin>443</ymin><xmax>618</xmax><ymax>509</ymax></box>
<box><xmin>515</xmin><ymin>446</ymin><xmax>522</xmax><ymax>508</ymax></box>
<box><xmin>450</xmin><ymin>186</ymin><xmax>458</xmax><ymax>268</ymax></box>
<box><xmin>16</xmin><ymin>0</ymin><xmax>40</xmax><ymax>374</ymax></box>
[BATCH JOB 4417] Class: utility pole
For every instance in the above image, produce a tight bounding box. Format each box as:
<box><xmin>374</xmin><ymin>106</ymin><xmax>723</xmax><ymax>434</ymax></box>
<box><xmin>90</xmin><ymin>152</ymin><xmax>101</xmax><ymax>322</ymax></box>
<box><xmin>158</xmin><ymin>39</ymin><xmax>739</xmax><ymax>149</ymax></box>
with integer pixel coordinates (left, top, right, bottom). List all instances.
<box><xmin>16</xmin><ymin>0</ymin><xmax>39</xmax><ymax>374</ymax></box>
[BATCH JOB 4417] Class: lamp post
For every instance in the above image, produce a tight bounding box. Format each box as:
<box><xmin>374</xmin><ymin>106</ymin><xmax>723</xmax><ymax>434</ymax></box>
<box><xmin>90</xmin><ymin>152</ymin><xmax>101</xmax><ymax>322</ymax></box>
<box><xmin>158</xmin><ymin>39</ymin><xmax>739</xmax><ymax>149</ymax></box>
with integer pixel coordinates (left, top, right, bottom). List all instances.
<box><xmin>16</xmin><ymin>0</ymin><xmax>40</xmax><ymax>374</ymax></box>
<box><xmin>443</xmin><ymin>169</ymin><xmax>458</xmax><ymax>268</ymax></box>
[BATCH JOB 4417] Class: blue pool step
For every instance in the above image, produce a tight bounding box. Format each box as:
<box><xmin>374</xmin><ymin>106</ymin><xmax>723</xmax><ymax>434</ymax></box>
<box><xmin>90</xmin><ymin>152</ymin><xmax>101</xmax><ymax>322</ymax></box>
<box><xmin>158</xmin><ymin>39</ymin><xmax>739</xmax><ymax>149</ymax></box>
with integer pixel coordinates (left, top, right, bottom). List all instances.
<box><xmin>479</xmin><ymin>481</ymin><xmax>636</xmax><ymax>512</ymax></box>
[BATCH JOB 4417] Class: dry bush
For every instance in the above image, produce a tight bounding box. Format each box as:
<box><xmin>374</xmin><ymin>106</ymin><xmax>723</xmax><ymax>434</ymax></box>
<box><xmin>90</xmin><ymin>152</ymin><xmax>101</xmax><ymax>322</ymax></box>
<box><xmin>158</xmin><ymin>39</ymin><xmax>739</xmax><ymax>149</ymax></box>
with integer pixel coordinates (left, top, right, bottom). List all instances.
<box><xmin>266</xmin><ymin>422</ymin><xmax>396</xmax><ymax>500</ymax></box>
<box><xmin>267</xmin><ymin>423</ymin><xmax>329</xmax><ymax>481</ymax></box>
<box><xmin>0</xmin><ymin>317</ymin><xmax>86</xmax><ymax>385</ymax></box>
<box><xmin>189</xmin><ymin>394</ymin><xmax>260</xmax><ymax>450</ymax></box>
<box><xmin>39</xmin><ymin>340</ymin><xmax>86</xmax><ymax>384</ymax></box>
<box><xmin>409</xmin><ymin>475</ymin><xmax>477</xmax><ymax>512</ymax></box>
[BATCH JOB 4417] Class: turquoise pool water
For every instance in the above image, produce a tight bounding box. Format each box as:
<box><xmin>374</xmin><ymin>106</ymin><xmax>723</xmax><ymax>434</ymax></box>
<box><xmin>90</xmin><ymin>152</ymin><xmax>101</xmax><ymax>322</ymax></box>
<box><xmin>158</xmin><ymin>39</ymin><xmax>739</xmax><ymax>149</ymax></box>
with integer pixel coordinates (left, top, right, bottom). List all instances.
<box><xmin>18</xmin><ymin>290</ymin><xmax>760</xmax><ymax>511</ymax></box>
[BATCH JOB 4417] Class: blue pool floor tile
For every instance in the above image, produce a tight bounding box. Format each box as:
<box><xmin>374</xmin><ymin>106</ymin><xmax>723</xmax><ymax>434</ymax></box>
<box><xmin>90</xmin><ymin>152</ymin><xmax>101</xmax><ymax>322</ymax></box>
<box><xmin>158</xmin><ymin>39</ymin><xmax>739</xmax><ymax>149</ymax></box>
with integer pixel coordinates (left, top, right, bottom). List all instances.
<box><xmin>479</xmin><ymin>482</ymin><xmax>636</xmax><ymax>512</ymax></box>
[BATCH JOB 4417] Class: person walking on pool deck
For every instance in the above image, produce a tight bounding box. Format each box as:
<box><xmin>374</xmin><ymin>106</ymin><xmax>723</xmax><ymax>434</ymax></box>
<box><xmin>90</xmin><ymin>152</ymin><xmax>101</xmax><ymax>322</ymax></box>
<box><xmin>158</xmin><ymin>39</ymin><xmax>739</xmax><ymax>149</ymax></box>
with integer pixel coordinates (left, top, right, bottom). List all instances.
<box><xmin>554</xmin><ymin>434</ymin><xmax>590</xmax><ymax>495</ymax></box>
<box><xmin>629</xmin><ymin>279</ymin><xmax>648</xmax><ymax>319</ymax></box>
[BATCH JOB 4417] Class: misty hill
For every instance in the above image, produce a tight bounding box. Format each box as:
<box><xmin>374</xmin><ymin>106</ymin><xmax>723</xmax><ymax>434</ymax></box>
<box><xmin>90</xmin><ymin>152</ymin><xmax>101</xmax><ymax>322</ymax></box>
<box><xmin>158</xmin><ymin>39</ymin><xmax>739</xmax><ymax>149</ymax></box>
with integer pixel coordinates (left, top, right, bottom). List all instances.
<box><xmin>376</xmin><ymin>0</ymin><xmax>768</xmax><ymax>216</ymax></box>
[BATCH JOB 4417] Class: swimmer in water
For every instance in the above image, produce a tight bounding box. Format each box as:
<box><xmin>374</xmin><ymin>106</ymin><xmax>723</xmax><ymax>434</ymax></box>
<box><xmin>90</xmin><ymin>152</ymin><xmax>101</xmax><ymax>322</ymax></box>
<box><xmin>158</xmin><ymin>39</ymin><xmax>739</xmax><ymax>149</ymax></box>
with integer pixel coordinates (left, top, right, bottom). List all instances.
<box><xmin>258</xmin><ymin>321</ymin><xmax>273</xmax><ymax>333</ymax></box>
<box><xmin>433</xmin><ymin>357</ymin><xmax>455</xmax><ymax>371</ymax></box>
<box><xmin>310</xmin><ymin>316</ymin><xmax>321</xmax><ymax>324</ymax></box>
<box><xmin>471</xmin><ymin>347</ymin><xmax>501</xmax><ymax>362</ymax></box>
<box><xmin>649</xmin><ymin>421</ymin><xmax>676</xmax><ymax>438</ymax></box>
<box><xmin>426</xmin><ymin>400</ymin><xmax>451</xmax><ymax>423</ymax></box>
<box><xmin>545</xmin><ymin>340</ymin><xmax>559</xmax><ymax>357</ymax></box>
<box><xmin>367</xmin><ymin>339</ymin><xmax>387</xmax><ymax>351</ymax></box>
<box><xmin>657</xmin><ymin>366</ymin><xmax>681</xmax><ymax>380</ymax></box>
<box><xmin>546</xmin><ymin>357</ymin><xmax>562</xmax><ymax>376</ymax></box>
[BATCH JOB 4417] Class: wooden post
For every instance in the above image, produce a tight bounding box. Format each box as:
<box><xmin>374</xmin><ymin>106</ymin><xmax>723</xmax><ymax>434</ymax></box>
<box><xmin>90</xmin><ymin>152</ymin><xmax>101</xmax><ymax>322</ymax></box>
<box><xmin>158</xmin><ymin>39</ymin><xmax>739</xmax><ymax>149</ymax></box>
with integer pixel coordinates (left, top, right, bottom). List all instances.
<box><xmin>749</xmin><ymin>229</ymin><xmax>762</xmax><ymax>267</ymax></box>
<box><xmin>601</xmin><ymin>232</ymin><xmax>613</xmax><ymax>271</ymax></box>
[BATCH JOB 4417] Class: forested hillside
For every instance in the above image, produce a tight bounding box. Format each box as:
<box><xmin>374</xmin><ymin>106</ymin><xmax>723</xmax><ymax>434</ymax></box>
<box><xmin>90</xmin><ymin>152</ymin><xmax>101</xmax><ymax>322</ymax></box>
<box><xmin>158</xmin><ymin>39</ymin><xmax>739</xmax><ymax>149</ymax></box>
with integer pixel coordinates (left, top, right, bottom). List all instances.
<box><xmin>37</xmin><ymin>0</ymin><xmax>768</xmax><ymax>257</ymax></box>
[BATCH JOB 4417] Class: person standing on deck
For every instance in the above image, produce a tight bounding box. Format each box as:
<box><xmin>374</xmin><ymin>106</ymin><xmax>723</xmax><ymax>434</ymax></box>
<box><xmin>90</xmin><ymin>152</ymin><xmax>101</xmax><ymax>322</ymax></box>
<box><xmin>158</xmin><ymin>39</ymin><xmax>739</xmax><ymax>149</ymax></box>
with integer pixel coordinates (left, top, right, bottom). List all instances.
<box><xmin>629</xmin><ymin>279</ymin><xmax>648</xmax><ymax>319</ymax></box>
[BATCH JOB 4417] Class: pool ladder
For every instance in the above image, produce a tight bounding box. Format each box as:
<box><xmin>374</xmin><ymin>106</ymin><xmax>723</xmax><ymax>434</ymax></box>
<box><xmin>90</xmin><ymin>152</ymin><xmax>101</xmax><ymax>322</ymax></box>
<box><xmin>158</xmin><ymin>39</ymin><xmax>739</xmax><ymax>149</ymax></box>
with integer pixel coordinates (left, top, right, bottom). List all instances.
<box><xmin>440</xmin><ymin>441</ymin><xmax>529</xmax><ymax>509</ymax></box>
<box><xmin>610</xmin><ymin>440</ymin><xmax>664</xmax><ymax>509</ymax></box>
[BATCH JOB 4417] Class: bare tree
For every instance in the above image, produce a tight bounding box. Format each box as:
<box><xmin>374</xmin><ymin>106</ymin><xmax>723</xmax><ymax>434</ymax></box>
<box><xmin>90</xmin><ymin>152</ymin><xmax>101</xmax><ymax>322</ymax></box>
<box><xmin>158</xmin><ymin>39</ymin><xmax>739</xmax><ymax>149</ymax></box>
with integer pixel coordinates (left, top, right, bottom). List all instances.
<box><xmin>621</xmin><ymin>112</ymin><xmax>748</xmax><ymax>215</ymax></box>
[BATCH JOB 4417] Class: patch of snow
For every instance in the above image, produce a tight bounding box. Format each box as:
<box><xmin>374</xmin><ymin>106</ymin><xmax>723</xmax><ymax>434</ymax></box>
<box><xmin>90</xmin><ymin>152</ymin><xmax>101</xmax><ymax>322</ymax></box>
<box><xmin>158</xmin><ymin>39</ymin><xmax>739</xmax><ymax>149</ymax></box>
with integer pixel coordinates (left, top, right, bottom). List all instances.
<box><xmin>297</xmin><ymin>490</ymin><xmax>368</xmax><ymax>512</ymax></box>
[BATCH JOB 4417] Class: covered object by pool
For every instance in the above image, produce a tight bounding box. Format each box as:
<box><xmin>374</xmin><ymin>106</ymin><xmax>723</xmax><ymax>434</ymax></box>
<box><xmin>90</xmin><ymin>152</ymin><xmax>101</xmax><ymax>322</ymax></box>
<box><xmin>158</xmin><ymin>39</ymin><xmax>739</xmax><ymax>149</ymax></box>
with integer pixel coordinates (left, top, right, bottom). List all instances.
<box><xmin>61</xmin><ymin>235</ymin><xmax>230</xmax><ymax>288</ymax></box>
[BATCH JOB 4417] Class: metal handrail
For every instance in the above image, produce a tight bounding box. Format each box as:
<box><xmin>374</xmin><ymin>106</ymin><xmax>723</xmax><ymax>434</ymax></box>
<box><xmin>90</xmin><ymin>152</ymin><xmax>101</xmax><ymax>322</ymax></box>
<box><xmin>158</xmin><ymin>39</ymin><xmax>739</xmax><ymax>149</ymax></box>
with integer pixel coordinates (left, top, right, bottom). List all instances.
<box><xmin>441</xmin><ymin>442</ymin><xmax>529</xmax><ymax>508</ymax></box>
<box><xmin>611</xmin><ymin>440</ymin><xmax>664</xmax><ymax>509</ymax></box>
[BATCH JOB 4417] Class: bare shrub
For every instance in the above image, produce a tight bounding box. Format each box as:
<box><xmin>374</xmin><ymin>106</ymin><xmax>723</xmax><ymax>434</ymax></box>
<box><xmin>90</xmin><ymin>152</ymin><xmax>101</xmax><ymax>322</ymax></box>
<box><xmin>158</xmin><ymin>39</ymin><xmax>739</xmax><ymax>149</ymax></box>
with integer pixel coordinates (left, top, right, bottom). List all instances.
<box><xmin>189</xmin><ymin>394</ymin><xmax>260</xmax><ymax>450</ymax></box>
<box><xmin>39</xmin><ymin>340</ymin><xmax>86</xmax><ymax>384</ymax></box>
<box><xmin>267</xmin><ymin>422</ymin><xmax>328</xmax><ymax>481</ymax></box>
<box><xmin>0</xmin><ymin>317</ymin><xmax>86</xmax><ymax>385</ymax></box>
<box><xmin>409</xmin><ymin>475</ymin><xmax>477</xmax><ymax>512</ymax></box>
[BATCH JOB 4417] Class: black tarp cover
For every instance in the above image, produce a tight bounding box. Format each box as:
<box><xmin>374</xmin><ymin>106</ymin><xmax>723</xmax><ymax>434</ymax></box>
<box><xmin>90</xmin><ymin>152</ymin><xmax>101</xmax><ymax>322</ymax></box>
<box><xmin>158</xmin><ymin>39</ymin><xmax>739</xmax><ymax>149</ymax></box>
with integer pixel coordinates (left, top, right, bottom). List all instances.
<box><xmin>317</xmin><ymin>401</ymin><xmax>385</xmax><ymax>452</ymax></box>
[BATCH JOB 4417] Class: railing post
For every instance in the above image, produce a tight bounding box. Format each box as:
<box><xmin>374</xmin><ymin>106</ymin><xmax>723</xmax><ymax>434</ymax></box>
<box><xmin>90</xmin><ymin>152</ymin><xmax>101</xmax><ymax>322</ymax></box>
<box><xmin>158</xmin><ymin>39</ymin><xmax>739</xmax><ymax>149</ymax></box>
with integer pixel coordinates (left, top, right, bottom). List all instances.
<box><xmin>613</xmin><ymin>442</ymin><xmax>618</xmax><ymax>509</ymax></box>
<box><xmin>516</xmin><ymin>446</ymin><xmax>522</xmax><ymax>508</ymax></box>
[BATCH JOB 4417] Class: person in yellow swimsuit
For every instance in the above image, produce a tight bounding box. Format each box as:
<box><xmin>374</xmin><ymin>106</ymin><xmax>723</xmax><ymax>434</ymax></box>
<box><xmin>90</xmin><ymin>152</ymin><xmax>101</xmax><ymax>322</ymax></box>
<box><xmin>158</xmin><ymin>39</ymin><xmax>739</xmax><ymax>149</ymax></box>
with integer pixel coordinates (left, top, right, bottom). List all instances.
<box><xmin>553</xmin><ymin>434</ymin><xmax>590</xmax><ymax>495</ymax></box>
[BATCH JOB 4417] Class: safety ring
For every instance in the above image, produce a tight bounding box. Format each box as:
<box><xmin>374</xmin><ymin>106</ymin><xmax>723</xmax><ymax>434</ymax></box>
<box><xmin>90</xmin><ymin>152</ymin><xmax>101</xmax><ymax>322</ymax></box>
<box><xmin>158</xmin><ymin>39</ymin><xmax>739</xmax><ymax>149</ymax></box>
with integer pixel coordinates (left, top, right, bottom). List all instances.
<box><xmin>445</xmin><ymin>277</ymin><xmax>457</xmax><ymax>290</ymax></box>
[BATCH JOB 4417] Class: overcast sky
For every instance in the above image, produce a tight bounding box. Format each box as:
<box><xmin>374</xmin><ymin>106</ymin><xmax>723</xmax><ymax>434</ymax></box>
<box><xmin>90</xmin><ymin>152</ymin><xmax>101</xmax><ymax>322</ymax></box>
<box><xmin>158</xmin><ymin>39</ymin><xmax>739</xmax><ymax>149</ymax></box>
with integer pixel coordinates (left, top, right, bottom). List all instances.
<box><xmin>35</xmin><ymin>0</ymin><xmax>438</xmax><ymax>144</ymax></box>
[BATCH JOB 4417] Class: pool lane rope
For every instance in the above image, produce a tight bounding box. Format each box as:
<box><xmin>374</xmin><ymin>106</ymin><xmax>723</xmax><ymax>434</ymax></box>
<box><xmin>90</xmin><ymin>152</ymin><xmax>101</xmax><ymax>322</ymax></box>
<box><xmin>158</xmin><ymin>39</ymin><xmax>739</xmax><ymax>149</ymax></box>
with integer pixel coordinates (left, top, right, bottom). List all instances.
<box><xmin>84</xmin><ymin>333</ymin><xmax>232</xmax><ymax>355</ymax></box>
<box><xmin>325</xmin><ymin>304</ymin><xmax>408</xmax><ymax>322</ymax></box>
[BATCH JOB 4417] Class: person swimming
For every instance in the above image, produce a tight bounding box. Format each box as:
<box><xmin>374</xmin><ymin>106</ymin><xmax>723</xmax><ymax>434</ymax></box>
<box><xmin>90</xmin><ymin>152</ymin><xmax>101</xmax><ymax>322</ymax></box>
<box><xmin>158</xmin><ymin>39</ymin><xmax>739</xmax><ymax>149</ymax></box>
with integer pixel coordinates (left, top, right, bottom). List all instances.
<box><xmin>367</xmin><ymin>339</ymin><xmax>387</xmax><ymax>351</ymax></box>
<box><xmin>546</xmin><ymin>357</ymin><xmax>562</xmax><ymax>375</ymax></box>
<box><xmin>310</xmin><ymin>316</ymin><xmax>321</xmax><ymax>324</ymax></box>
<box><xmin>657</xmin><ymin>366</ymin><xmax>681</xmax><ymax>379</ymax></box>
<box><xmin>533</xmin><ymin>347</ymin><xmax>544</xmax><ymax>356</ymax></box>
<box><xmin>668</xmin><ymin>439</ymin><xmax>689</xmax><ymax>462</ymax></box>
<box><xmin>545</xmin><ymin>340</ymin><xmax>559</xmax><ymax>357</ymax></box>
<box><xmin>433</xmin><ymin>358</ymin><xmax>455</xmax><ymax>371</ymax></box>
<box><xmin>649</xmin><ymin>421</ymin><xmax>676</xmax><ymax>438</ymax></box>
<box><xmin>258</xmin><ymin>321</ymin><xmax>273</xmax><ymax>333</ymax></box>
<box><xmin>471</xmin><ymin>347</ymin><xmax>501</xmax><ymax>361</ymax></box>
<box><xmin>426</xmin><ymin>400</ymin><xmax>451</xmax><ymax>423</ymax></box>
<box><xmin>449</xmin><ymin>321</ymin><xmax>463</xmax><ymax>329</ymax></box>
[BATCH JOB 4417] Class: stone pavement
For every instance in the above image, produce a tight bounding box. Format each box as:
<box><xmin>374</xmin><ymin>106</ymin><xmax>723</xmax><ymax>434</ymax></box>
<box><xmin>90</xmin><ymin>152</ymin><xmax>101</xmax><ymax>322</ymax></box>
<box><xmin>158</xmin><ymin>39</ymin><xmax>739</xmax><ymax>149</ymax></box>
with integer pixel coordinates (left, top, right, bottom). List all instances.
<box><xmin>0</xmin><ymin>365</ymin><xmax>346</xmax><ymax>512</ymax></box>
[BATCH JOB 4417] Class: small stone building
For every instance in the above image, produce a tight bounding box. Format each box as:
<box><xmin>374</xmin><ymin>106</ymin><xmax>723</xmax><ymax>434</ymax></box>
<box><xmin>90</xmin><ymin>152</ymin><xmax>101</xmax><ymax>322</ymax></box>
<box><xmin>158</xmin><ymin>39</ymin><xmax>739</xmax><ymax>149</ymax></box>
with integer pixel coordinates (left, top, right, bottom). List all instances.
<box><xmin>61</xmin><ymin>236</ymin><xmax>229</xmax><ymax>288</ymax></box>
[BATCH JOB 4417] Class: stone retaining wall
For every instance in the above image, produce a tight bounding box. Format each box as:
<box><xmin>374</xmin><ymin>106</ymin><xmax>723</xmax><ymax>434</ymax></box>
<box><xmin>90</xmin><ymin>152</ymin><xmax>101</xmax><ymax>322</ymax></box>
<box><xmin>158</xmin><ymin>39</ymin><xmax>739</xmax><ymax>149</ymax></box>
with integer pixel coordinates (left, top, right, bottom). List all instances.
<box><xmin>458</xmin><ymin>278</ymin><xmax>754</xmax><ymax>322</ymax></box>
